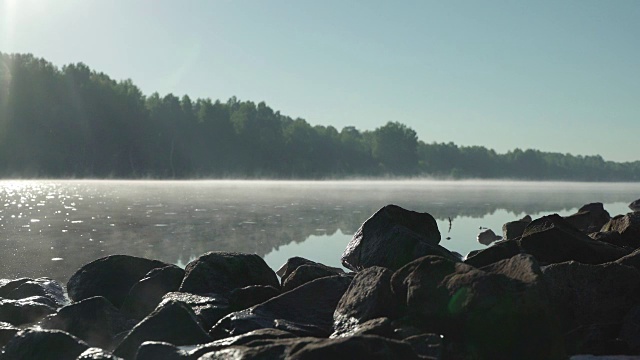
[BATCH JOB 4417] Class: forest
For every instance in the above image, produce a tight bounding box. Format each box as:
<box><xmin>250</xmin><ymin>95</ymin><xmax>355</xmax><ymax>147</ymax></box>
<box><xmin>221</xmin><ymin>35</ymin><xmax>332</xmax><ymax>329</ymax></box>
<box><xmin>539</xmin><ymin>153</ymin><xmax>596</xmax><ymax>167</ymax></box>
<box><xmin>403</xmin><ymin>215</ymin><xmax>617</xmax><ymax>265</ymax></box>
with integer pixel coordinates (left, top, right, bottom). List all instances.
<box><xmin>1</xmin><ymin>52</ymin><xmax>639</xmax><ymax>181</ymax></box>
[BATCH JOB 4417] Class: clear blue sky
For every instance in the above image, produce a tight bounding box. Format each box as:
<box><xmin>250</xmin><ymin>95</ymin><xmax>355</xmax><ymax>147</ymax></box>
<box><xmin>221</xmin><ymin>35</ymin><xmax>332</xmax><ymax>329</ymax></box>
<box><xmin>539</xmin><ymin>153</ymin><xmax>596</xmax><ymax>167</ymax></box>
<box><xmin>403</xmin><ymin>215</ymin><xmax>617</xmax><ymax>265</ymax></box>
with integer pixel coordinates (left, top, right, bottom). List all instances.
<box><xmin>1</xmin><ymin>0</ymin><xmax>639</xmax><ymax>162</ymax></box>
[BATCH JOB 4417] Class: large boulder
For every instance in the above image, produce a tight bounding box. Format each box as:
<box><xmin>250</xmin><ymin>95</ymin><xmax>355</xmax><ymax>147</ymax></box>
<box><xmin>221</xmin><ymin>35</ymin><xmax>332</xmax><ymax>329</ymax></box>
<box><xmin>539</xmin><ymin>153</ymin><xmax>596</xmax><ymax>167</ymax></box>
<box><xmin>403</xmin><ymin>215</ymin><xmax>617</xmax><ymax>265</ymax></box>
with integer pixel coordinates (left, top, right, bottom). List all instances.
<box><xmin>502</xmin><ymin>215</ymin><xmax>532</xmax><ymax>241</ymax></box>
<box><xmin>179</xmin><ymin>252</ymin><xmax>280</xmax><ymax>295</ymax></box>
<box><xmin>228</xmin><ymin>285</ymin><xmax>280</xmax><ymax>312</ymax></box>
<box><xmin>187</xmin><ymin>328</ymin><xmax>297</xmax><ymax>358</ymax></box>
<box><xmin>564</xmin><ymin>203</ymin><xmax>611</xmax><ymax>234</ymax></box>
<box><xmin>67</xmin><ymin>255</ymin><xmax>171</xmax><ymax>308</ymax></box>
<box><xmin>2</xmin><ymin>328</ymin><xmax>89</xmax><ymax>360</ymax></box>
<box><xmin>542</xmin><ymin>261</ymin><xmax>640</xmax><ymax>332</ymax></box>
<box><xmin>601</xmin><ymin>212</ymin><xmax>640</xmax><ymax>248</ymax></box>
<box><xmin>0</xmin><ymin>277</ymin><xmax>68</xmax><ymax>307</ymax></box>
<box><xmin>341</xmin><ymin>205</ymin><xmax>448</xmax><ymax>271</ymax></box>
<box><xmin>276</xmin><ymin>257</ymin><xmax>344</xmax><ymax>281</ymax></box>
<box><xmin>120</xmin><ymin>265</ymin><xmax>185</xmax><ymax>320</ymax></box>
<box><xmin>211</xmin><ymin>275</ymin><xmax>352</xmax><ymax>339</ymax></box>
<box><xmin>286</xmin><ymin>335</ymin><xmax>421</xmax><ymax>360</ymax></box>
<box><xmin>282</xmin><ymin>265</ymin><xmax>344</xmax><ymax>292</ymax></box>
<box><xmin>629</xmin><ymin>198</ymin><xmax>640</xmax><ymax>212</ymax></box>
<box><xmin>332</xmin><ymin>266</ymin><xmax>397</xmax><ymax>338</ymax></box>
<box><xmin>519</xmin><ymin>214</ymin><xmax>628</xmax><ymax>265</ymax></box>
<box><xmin>391</xmin><ymin>254</ymin><xmax>565</xmax><ymax>359</ymax></box>
<box><xmin>464</xmin><ymin>239</ymin><xmax>521</xmax><ymax>268</ymax></box>
<box><xmin>41</xmin><ymin>296</ymin><xmax>134</xmax><ymax>350</ymax></box>
<box><xmin>0</xmin><ymin>297</ymin><xmax>56</xmax><ymax>325</ymax></box>
<box><xmin>113</xmin><ymin>299</ymin><xmax>211</xmax><ymax>359</ymax></box>
<box><xmin>161</xmin><ymin>292</ymin><xmax>230</xmax><ymax>330</ymax></box>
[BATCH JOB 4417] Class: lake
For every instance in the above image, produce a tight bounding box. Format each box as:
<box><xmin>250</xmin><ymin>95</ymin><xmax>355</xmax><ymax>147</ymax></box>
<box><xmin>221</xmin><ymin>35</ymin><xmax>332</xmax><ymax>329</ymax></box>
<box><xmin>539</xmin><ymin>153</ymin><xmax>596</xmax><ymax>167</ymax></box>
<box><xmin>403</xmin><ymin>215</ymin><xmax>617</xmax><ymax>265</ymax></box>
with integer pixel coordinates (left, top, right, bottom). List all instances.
<box><xmin>0</xmin><ymin>179</ymin><xmax>638</xmax><ymax>283</ymax></box>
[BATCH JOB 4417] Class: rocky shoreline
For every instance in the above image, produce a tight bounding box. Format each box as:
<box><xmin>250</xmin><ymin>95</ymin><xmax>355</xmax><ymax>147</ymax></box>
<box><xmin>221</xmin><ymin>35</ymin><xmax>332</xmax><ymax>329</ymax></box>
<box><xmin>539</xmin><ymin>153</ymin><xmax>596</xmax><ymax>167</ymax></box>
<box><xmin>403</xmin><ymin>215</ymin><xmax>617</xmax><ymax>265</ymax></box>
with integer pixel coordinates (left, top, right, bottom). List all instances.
<box><xmin>1</xmin><ymin>200</ymin><xmax>639</xmax><ymax>359</ymax></box>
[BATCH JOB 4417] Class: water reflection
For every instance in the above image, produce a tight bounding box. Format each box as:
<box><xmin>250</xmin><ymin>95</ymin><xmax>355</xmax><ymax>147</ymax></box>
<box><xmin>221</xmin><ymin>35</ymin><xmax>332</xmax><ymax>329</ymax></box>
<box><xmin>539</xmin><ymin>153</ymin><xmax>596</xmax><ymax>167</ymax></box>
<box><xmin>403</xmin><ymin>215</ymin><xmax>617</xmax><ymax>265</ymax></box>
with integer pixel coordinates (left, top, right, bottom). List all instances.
<box><xmin>0</xmin><ymin>180</ymin><xmax>638</xmax><ymax>282</ymax></box>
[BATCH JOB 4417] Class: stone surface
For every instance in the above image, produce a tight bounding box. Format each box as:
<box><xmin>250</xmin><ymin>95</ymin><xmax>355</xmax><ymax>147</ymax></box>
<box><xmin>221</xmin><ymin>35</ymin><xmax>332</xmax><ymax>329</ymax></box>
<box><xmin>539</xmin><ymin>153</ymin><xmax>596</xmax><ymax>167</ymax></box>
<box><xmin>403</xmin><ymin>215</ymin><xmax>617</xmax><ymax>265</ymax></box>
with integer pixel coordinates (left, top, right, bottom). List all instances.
<box><xmin>187</xmin><ymin>328</ymin><xmax>297</xmax><ymax>359</ymax></box>
<box><xmin>113</xmin><ymin>299</ymin><xmax>211</xmax><ymax>359</ymax></box>
<box><xmin>228</xmin><ymin>285</ymin><xmax>280</xmax><ymax>312</ymax></box>
<box><xmin>0</xmin><ymin>277</ymin><xmax>68</xmax><ymax>307</ymax></box>
<box><xmin>629</xmin><ymin>199</ymin><xmax>640</xmax><ymax>212</ymax></box>
<box><xmin>211</xmin><ymin>275</ymin><xmax>352</xmax><ymax>339</ymax></box>
<box><xmin>564</xmin><ymin>203</ymin><xmax>611</xmax><ymax>234</ymax></box>
<box><xmin>341</xmin><ymin>204</ymin><xmax>444</xmax><ymax>271</ymax></box>
<box><xmin>601</xmin><ymin>212</ymin><xmax>640</xmax><ymax>248</ymax></box>
<box><xmin>0</xmin><ymin>297</ymin><xmax>56</xmax><ymax>325</ymax></box>
<box><xmin>179</xmin><ymin>251</ymin><xmax>280</xmax><ymax>296</ymax></box>
<box><xmin>286</xmin><ymin>335</ymin><xmax>421</xmax><ymax>360</ymax></box>
<box><xmin>332</xmin><ymin>266</ymin><xmax>397</xmax><ymax>338</ymax></box>
<box><xmin>519</xmin><ymin>214</ymin><xmax>628</xmax><ymax>265</ymax></box>
<box><xmin>502</xmin><ymin>216</ymin><xmax>531</xmax><ymax>241</ymax></box>
<box><xmin>41</xmin><ymin>296</ymin><xmax>133</xmax><ymax>350</ymax></box>
<box><xmin>276</xmin><ymin>256</ymin><xmax>344</xmax><ymax>282</ymax></box>
<box><xmin>76</xmin><ymin>347</ymin><xmax>123</xmax><ymax>359</ymax></box>
<box><xmin>161</xmin><ymin>292</ymin><xmax>230</xmax><ymax>330</ymax></box>
<box><xmin>0</xmin><ymin>321</ymin><xmax>19</xmax><ymax>347</ymax></box>
<box><xmin>135</xmin><ymin>341</ymin><xmax>188</xmax><ymax>360</ymax></box>
<box><xmin>477</xmin><ymin>228</ymin><xmax>502</xmax><ymax>245</ymax></box>
<box><xmin>281</xmin><ymin>264</ymin><xmax>343</xmax><ymax>292</ymax></box>
<box><xmin>120</xmin><ymin>265</ymin><xmax>185</xmax><ymax>320</ymax></box>
<box><xmin>67</xmin><ymin>255</ymin><xmax>170</xmax><ymax>308</ymax></box>
<box><xmin>463</xmin><ymin>239</ymin><xmax>521</xmax><ymax>268</ymax></box>
<box><xmin>2</xmin><ymin>328</ymin><xmax>89</xmax><ymax>360</ymax></box>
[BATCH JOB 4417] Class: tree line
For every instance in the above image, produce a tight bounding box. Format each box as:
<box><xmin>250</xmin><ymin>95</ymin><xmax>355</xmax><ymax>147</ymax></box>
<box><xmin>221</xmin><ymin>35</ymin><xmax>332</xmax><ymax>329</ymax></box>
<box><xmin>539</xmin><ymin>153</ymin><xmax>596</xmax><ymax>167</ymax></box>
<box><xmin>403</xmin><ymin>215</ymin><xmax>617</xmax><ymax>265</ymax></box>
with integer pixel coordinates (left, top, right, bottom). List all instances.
<box><xmin>1</xmin><ymin>53</ymin><xmax>638</xmax><ymax>181</ymax></box>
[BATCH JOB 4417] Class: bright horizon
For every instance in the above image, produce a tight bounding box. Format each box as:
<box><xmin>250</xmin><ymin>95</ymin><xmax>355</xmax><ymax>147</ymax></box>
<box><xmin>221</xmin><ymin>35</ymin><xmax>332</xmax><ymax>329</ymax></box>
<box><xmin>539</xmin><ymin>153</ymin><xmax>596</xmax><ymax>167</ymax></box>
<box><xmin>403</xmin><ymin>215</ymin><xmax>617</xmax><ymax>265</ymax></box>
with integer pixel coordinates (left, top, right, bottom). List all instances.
<box><xmin>1</xmin><ymin>0</ymin><xmax>639</xmax><ymax>162</ymax></box>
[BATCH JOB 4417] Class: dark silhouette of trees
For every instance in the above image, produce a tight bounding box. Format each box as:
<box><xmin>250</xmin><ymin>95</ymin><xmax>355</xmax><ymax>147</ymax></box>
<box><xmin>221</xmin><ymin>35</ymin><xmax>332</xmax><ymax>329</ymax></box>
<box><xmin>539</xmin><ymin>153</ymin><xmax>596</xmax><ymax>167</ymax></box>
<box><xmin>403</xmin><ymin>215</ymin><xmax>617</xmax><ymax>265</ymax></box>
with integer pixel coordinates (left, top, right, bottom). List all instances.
<box><xmin>0</xmin><ymin>52</ymin><xmax>639</xmax><ymax>181</ymax></box>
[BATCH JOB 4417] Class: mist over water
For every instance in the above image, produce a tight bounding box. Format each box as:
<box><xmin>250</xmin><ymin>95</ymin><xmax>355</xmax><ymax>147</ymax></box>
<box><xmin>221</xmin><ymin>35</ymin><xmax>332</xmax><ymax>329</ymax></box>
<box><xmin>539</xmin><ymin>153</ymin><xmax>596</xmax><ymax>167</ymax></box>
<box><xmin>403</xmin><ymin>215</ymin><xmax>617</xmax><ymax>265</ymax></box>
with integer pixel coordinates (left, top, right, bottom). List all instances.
<box><xmin>0</xmin><ymin>179</ymin><xmax>638</xmax><ymax>282</ymax></box>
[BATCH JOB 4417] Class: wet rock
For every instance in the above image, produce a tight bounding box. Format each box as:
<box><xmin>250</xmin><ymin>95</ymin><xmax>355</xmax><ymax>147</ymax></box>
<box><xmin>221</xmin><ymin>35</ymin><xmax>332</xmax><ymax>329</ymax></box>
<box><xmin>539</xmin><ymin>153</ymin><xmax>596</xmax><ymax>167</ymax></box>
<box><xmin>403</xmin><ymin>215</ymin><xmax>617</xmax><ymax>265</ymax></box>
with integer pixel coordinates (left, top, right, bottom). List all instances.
<box><xmin>463</xmin><ymin>239</ymin><xmax>521</xmax><ymax>268</ymax></box>
<box><xmin>332</xmin><ymin>266</ymin><xmax>397</xmax><ymax>338</ymax></box>
<box><xmin>0</xmin><ymin>297</ymin><xmax>56</xmax><ymax>325</ymax></box>
<box><xmin>590</xmin><ymin>231</ymin><xmax>627</xmax><ymax>248</ymax></box>
<box><xmin>332</xmin><ymin>317</ymin><xmax>393</xmax><ymax>338</ymax></box>
<box><xmin>341</xmin><ymin>204</ymin><xmax>443</xmax><ymax>271</ymax></box>
<box><xmin>616</xmin><ymin>248</ymin><xmax>640</xmax><ymax>271</ymax></box>
<box><xmin>601</xmin><ymin>212</ymin><xmax>640</xmax><ymax>248</ymax></box>
<box><xmin>477</xmin><ymin>228</ymin><xmax>502</xmax><ymax>245</ymax></box>
<box><xmin>67</xmin><ymin>255</ymin><xmax>171</xmax><ymax>308</ymax></box>
<box><xmin>211</xmin><ymin>275</ymin><xmax>352</xmax><ymax>339</ymax></box>
<box><xmin>179</xmin><ymin>251</ymin><xmax>280</xmax><ymax>296</ymax></box>
<box><xmin>120</xmin><ymin>265</ymin><xmax>185</xmax><ymax>320</ymax></box>
<box><xmin>187</xmin><ymin>328</ymin><xmax>297</xmax><ymax>358</ymax></box>
<box><xmin>161</xmin><ymin>292</ymin><xmax>230</xmax><ymax>330</ymax></box>
<box><xmin>228</xmin><ymin>285</ymin><xmax>280</xmax><ymax>311</ymax></box>
<box><xmin>564</xmin><ymin>323</ymin><xmax>630</xmax><ymax>356</ymax></box>
<box><xmin>135</xmin><ymin>341</ymin><xmax>188</xmax><ymax>360</ymax></box>
<box><xmin>77</xmin><ymin>347</ymin><xmax>124</xmax><ymax>359</ymax></box>
<box><xmin>0</xmin><ymin>277</ymin><xmax>68</xmax><ymax>307</ymax></box>
<box><xmin>282</xmin><ymin>264</ymin><xmax>344</xmax><ymax>292</ymax></box>
<box><xmin>113</xmin><ymin>299</ymin><xmax>211</xmax><ymax>359</ymax></box>
<box><xmin>629</xmin><ymin>199</ymin><xmax>640</xmax><ymax>212</ymax></box>
<box><xmin>196</xmin><ymin>337</ymin><xmax>320</xmax><ymax>360</ymax></box>
<box><xmin>2</xmin><ymin>328</ymin><xmax>89</xmax><ymax>360</ymax></box>
<box><xmin>276</xmin><ymin>256</ymin><xmax>344</xmax><ymax>281</ymax></box>
<box><xmin>41</xmin><ymin>296</ymin><xmax>134</xmax><ymax>350</ymax></box>
<box><xmin>286</xmin><ymin>335</ymin><xmax>421</xmax><ymax>360</ymax></box>
<box><xmin>520</xmin><ymin>214</ymin><xmax>628</xmax><ymax>265</ymax></box>
<box><xmin>542</xmin><ymin>261</ymin><xmax>640</xmax><ymax>332</ymax></box>
<box><xmin>0</xmin><ymin>321</ymin><xmax>19</xmax><ymax>347</ymax></box>
<box><xmin>391</xmin><ymin>254</ymin><xmax>565</xmax><ymax>359</ymax></box>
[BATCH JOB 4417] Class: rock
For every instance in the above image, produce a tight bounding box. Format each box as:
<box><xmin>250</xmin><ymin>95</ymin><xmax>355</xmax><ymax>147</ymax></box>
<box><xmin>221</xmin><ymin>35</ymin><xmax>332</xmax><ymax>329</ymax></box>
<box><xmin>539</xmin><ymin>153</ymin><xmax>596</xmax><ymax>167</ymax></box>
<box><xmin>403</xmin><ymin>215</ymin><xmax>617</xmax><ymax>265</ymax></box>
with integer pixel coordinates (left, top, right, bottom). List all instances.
<box><xmin>286</xmin><ymin>335</ymin><xmax>421</xmax><ymax>360</ymax></box>
<box><xmin>590</xmin><ymin>231</ymin><xmax>627</xmax><ymax>248</ymax></box>
<box><xmin>620</xmin><ymin>305</ymin><xmax>640</xmax><ymax>353</ymax></box>
<box><xmin>41</xmin><ymin>296</ymin><xmax>134</xmax><ymax>350</ymax></box>
<box><xmin>403</xmin><ymin>333</ymin><xmax>443</xmax><ymax>359</ymax></box>
<box><xmin>276</xmin><ymin>256</ymin><xmax>344</xmax><ymax>281</ymax></box>
<box><xmin>228</xmin><ymin>285</ymin><xmax>280</xmax><ymax>311</ymax></box>
<box><xmin>565</xmin><ymin>203</ymin><xmax>611</xmax><ymax>234</ymax></box>
<box><xmin>196</xmin><ymin>337</ymin><xmax>320</xmax><ymax>360</ymax></box>
<box><xmin>616</xmin><ymin>248</ymin><xmax>640</xmax><ymax>271</ymax></box>
<box><xmin>113</xmin><ymin>299</ymin><xmax>211</xmax><ymax>359</ymax></box>
<box><xmin>187</xmin><ymin>328</ymin><xmax>297</xmax><ymax>359</ymax></box>
<box><xmin>601</xmin><ymin>212</ymin><xmax>640</xmax><ymax>248</ymax></box>
<box><xmin>464</xmin><ymin>239</ymin><xmax>521</xmax><ymax>268</ymax></box>
<box><xmin>332</xmin><ymin>317</ymin><xmax>393</xmax><ymax>338</ymax></box>
<box><xmin>502</xmin><ymin>216</ymin><xmax>532</xmax><ymax>241</ymax></box>
<box><xmin>391</xmin><ymin>254</ymin><xmax>565</xmax><ymax>359</ymax></box>
<box><xmin>565</xmin><ymin>323</ymin><xmax>630</xmax><ymax>356</ymax></box>
<box><xmin>282</xmin><ymin>264</ymin><xmax>343</xmax><ymax>292</ymax></box>
<box><xmin>0</xmin><ymin>321</ymin><xmax>19</xmax><ymax>347</ymax></box>
<box><xmin>341</xmin><ymin>204</ymin><xmax>443</xmax><ymax>271</ymax></box>
<box><xmin>161</xmin><ymin>292</ymin><xmax>230</xmax><ymax>330</ymax></box>
<box><xmin>67</xmin><ymin>255</ymin><xmax>171</xmax><ymax>308</ymax></box>
<box><xmin>477</xmin><ymin>228</ymin><xmax>502</xmax><ymax>245</ymax></box>
<box><xmin>77</xmin><ymin>347</ymin><xmax>124</xmax><ymax>359</ymax></box>
<box><xmin>629</xmin><ymin>199</ymin><xmax>640</xmax><ymax>212</ymax></box>
<box><xmin>120</xmin><ymin>265</ymin><xmax>185</xmax><ymax>320</ymax></box>
<box><xmin>135</xmin><ymin>341</ymin><xmax>188</xmax><ymax>360</ymax></box>
<box><xmin>520</xmin><ymin>214</ymin><xmax>628</xmax><ymax>265</ymax></box>
<box><xmin>211</xmin><ymin>275</ymin><xmax>352</xmax><ymax>339</ymax></box>
<box><xmin>332</xmin><ymin>266</ymin><xmax>397</xmax><ymax>338</ymax></box>
<box><xmin>179</xmin><ymin>251</ymin><xmax>280</xmax><ymax>295</ymax></box>
<box><xmin>2</xmin><ymin>328</ymin><xmax>89</xmax><ymax>360</ymax></box>
<box><xmin>542</xmin><ymin>261</ymin><xmax>640</xmax><ymax>332</ymax></box>
<box><xmin>0</xmin><ymin>277</ymin><xmax>68</xmax><ymax>307</ymax></box>
<box><xmin>0</xmin><ymin>297</ymin><xmax>56</xmax><ymax>325</ymax></box>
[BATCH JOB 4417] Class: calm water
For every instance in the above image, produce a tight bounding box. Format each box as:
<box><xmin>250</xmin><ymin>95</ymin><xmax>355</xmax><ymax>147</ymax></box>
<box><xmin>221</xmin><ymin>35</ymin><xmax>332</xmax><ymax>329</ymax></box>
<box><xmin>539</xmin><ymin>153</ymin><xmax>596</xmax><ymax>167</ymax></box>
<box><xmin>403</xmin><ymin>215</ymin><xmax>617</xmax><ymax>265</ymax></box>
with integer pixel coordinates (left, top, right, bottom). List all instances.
<box><xmin>0</xmin><ymin>180</ymin><xmax>638</xmax><ymax>283</ymax></box>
